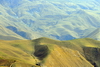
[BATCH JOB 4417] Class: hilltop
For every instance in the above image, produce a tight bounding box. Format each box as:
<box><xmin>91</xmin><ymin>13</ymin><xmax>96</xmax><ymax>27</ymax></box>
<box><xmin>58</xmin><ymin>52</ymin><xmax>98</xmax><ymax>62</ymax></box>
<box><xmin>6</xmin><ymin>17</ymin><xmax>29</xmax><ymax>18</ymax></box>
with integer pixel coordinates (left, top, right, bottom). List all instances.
<box><xmin>0</xmin><ymin>37</ymin><xmax>100</xmax><ymax>67</ymax></box>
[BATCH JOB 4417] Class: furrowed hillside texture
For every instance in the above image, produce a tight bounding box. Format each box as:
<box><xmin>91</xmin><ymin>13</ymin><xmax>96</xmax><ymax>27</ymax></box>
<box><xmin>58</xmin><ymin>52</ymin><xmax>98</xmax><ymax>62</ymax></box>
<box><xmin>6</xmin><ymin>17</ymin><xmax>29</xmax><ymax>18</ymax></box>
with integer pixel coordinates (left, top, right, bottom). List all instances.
<box><xmin>0</xmin><ymin>37</ymin><xmax>100</xmax><ymax>67</ymax></box>
<box><xmin>0</xmin><ymin>0</ymin><xmax>100</xmax><ymax>40</ymax></box>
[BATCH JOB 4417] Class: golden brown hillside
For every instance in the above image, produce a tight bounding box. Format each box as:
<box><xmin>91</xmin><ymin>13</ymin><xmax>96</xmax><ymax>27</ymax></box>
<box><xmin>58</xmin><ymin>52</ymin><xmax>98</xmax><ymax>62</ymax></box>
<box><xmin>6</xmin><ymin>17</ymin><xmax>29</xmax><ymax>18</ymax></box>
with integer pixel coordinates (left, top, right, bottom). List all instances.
<box><xmin>0</xmin><ymin>37</ymin><xmax>100</xmax><ymax>67</ymax></box>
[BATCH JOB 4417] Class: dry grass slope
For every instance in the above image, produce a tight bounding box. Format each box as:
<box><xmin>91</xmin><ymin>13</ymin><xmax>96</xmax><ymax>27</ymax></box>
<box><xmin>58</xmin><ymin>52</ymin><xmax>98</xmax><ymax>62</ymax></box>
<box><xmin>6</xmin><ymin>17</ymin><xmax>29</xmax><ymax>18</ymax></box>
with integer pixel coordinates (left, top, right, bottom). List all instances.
<box><xmin>0</xmin><ymin>37</ymin><xmax>100</xmax><ymax>67</ymax></box>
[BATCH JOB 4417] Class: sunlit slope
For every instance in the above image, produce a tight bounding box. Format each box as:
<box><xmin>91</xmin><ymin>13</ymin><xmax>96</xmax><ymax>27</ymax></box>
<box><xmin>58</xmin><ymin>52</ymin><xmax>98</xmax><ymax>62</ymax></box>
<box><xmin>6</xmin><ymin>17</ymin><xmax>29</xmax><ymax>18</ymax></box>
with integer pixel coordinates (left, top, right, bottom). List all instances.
<box><xmin>62</xmin><ymin>38</ymin><xmax>100</xmax><ymax>67</ymax></box>
<box><xmin>0</xmin><ymin>40</ymin><xmax>35</xmax><ymax>66</ymax></box>
<box><xmin>85</xmin><ymin>28</ymin><xmax>100</xmax><ymax>40</ymax></box>
<box><xmin>0</xmin><ymin>25</ymin><xmax>42</xmax><ymax>40</ymax></box>
<box><xmin>0</xmin><ymin>0</ymin><xmax>100</xmax><ymax>40</ymax></box>
<box><xmin>0</xmin><ymin>25</ymin><xmax>25</xmax><ymax>40</ymax></box>
<box><xmin>44</xmin><ymin>45</ymin><xmax>93</xmax><ymax>67</ymax></box>
<box><xmin>0</xmin><ymin>35</ymin><xmax>24</xmax><ymax>40</ymax></box>
<box><xmin>0</xmin><ymin>37</ymin><xmax>100</xmax><ymax>67</ymax></box>
<box><xmin>33</xmin><ymin>37</ymin><xmax>100</xmax><ymax>67</ymax></box>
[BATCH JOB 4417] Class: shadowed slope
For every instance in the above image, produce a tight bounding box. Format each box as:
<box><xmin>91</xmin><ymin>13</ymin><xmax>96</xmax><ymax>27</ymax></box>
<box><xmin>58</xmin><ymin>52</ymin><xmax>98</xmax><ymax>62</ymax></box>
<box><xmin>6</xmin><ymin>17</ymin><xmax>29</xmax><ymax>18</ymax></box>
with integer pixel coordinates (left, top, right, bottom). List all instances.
<box><xmin>33</xmin><ymin>37</ymin><xmax>100</xmax><ymax>67</ymax></box>
<box><xmin>44</xmin><ymin>45</ymin><xmax>93</xmax><ymax>67</ymax></box>
<box><xmin>34</xmin><ymin>45</ymin><xmax>49</xmax><ymax>60</ymax></box>
<box><xmin>0</xmin><ymin>25</ymin><xmax>25</xmax><ymax>40</ymax></box>
<box><xmin>0</xmin><ymin>0</ymin><xmax>100</xmax><ymax>40</ymax></box>
<box><xmin>85</xmin><ymin>28</ymin><xmax>100</xmax><ymax>40</ymax></box>
<box><xmin>0</xmin><ymin>37</ymin><xmax>100</xmax><ymax>67</ymax></box>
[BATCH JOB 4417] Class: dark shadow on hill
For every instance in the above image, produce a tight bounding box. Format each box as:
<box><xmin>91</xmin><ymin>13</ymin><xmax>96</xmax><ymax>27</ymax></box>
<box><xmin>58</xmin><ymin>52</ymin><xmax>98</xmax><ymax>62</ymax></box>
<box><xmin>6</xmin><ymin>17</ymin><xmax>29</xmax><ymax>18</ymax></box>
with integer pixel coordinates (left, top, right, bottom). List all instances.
<box><xmin>34</xmin><ymin>45</ymin><xmax>49</xmax><ymax>60</ymax></box>
<box><xmin>6</xmin><ymin>26</ymin><xmax>30</xmax><ymax>39</ymax></box>
<box><xmin>83</xmin><ymin>47</ymin><xmax>100</xmax><ymax>67</ymax></box>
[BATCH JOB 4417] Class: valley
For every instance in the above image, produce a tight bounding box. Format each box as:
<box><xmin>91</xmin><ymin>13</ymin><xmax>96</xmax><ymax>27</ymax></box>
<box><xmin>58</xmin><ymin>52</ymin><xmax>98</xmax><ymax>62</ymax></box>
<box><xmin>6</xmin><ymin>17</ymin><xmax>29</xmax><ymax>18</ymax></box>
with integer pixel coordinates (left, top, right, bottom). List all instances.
<box><xmin>0</xmin><ymin>0</ymin><xmax>100</xmax><ymax>40</ymax></box>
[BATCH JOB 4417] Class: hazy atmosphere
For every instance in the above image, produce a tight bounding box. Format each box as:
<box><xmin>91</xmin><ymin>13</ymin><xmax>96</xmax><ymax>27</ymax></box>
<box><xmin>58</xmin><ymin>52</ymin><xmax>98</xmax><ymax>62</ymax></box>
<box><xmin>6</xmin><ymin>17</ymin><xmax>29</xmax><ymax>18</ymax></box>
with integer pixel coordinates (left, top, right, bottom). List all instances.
<box><xmin>0</xmin><ymin>0</ymin><xmax>100</xmax><ymax>40</ymax></box>
<box><xmin>0</xmin><ymin>0</ymin><xmax>100</xmax><ymax>67</ymax></box>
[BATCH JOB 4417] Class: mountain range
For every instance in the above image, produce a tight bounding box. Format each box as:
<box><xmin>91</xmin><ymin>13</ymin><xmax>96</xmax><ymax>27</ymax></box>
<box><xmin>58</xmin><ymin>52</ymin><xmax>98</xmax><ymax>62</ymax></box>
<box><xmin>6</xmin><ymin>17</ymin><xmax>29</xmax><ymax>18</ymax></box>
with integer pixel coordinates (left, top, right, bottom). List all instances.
<box><xmin>1</xmin><ymin>0</ymin><xmax>100</xmax><ymax>67</ymax></box>
<box><xmin>0</xmin><ymin>0</ymin><xmax>100</xmax><ymax>40</ymax></box>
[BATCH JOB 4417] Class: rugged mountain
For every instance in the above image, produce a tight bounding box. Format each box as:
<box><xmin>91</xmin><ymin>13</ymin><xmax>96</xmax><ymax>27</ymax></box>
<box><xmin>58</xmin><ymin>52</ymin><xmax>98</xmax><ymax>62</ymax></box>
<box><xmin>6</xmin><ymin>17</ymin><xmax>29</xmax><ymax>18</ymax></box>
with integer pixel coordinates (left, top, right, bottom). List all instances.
<box><xmin>84</xmin><ymin>28</ymin><xmax>100</xmax><ymax>40</ymax></box>
<box><xmin>0</xmin><ymin>38</ymin><xmax>100</xmax><ymax>67</ymax></box>
<box><xmin>0</xmin><ymin>0</ymin><xmax>100</xmax><ymax>40</ymax></box>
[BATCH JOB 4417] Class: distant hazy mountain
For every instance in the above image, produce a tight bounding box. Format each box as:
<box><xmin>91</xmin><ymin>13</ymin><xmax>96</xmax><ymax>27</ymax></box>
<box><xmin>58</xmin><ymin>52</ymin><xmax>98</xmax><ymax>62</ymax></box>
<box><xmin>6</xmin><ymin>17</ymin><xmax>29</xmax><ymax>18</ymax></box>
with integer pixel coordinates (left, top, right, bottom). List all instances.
<box><xmin>0</xmin><ymin>25</ymin><xmax>26</xmax><ymax>40</ymax></box>
<box><xmin>85</xmin><ymin>28</ymin><xmax>100</xmax><ymax>40</ymax></box>
<box><xmin>0</xmin><ymin>0</ymin><xmax>100</xmax><ymax>40</ymax></box>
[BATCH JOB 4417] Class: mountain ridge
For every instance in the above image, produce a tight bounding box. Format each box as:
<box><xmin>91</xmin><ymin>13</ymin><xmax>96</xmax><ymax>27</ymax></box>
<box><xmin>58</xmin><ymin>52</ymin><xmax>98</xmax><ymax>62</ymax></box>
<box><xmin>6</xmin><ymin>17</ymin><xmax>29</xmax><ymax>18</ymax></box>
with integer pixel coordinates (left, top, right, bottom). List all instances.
<box><xmin>0</xmin><ymin>37</ymin><xmax>100</xmax><ymax>67</ymax></box>
<box><xmin>84</xmin><ymin>28</ymin><xmax>100</xmax><ymax>40</ymax></box>
<box><xmin>0</xmin><ymin>0</ymin><xmax>100</xmax><ymax>40</ymax></box>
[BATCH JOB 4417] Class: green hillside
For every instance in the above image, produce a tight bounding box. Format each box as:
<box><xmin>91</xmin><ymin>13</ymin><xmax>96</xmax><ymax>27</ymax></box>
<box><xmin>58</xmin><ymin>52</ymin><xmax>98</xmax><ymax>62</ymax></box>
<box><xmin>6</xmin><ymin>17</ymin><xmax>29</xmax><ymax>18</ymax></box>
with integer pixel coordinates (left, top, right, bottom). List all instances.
<box><xmin>0</xmin><ymin>37</ymin><xmax>100</xmax><ymax>67</ymax></box>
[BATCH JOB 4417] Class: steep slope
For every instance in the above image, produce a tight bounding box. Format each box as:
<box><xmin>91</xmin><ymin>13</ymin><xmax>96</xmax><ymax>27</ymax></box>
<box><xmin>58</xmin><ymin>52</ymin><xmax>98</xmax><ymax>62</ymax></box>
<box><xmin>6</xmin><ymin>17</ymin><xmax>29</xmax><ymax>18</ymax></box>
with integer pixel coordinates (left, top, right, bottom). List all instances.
<box><xmin>0</xmin><ymin>38</ymin><xmax>100</xmax><ymax>67</ymax></box>
<box><xmin>0</xmin><ymin>0</ymin><xmax>100</xmax><ymax>40</ymax></box>
<box><xmin>83</xmin><ymin>47</ymin><xmax>100</xmax><ymax>67</ymax></box>
<box><xmin>0</xmin><ymin>40</ymin><xmax>36</xmax><ymax>67</ymax></box>
<box><xmin>84</xmin><ymin>28</ymin><xmax>100</xmax><ymax>40</ymax></box>
<box><xmin>44</xmin><ymin>45</ymin><xmax>93</xmax><ymax>67</ymax></box>
<box><xmin>0</xmin><ymin>25</ymin><xmax>25</xmax><ymax>40</ymax></box>
<box><xmin>0</xmin><ymin>35</ymin><xmax>24</xmax><ymax>40</ymax></box>
<box><xmin>33</xmin><ymin>37</ymin><xmax>100</xmax><ymax>67</ymax></box>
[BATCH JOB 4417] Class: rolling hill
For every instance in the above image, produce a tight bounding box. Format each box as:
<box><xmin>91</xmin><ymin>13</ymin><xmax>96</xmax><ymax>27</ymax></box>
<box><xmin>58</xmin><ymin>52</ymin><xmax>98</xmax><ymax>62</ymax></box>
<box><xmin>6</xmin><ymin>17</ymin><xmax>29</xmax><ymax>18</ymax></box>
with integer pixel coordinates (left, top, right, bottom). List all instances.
<box><xmin>0</xmin><ymin>37</ymin><xmax>100</xmax><ymax>67</ymax></box>
<box><xmin>0</xmin><ymin>0</ymin><xmax>100</xmax><ymax>67</ymax></box>
<box><xmin>0</xmin><ymin>0</ymin><xmax>100</xmax><ymax>40</ymax></box>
